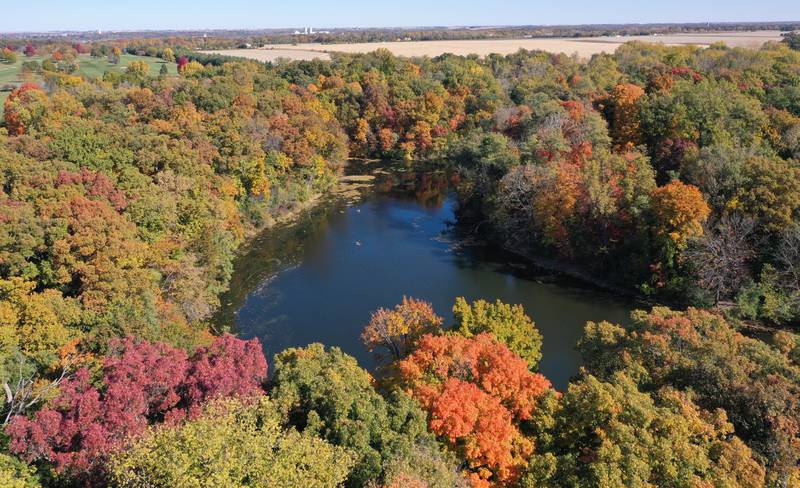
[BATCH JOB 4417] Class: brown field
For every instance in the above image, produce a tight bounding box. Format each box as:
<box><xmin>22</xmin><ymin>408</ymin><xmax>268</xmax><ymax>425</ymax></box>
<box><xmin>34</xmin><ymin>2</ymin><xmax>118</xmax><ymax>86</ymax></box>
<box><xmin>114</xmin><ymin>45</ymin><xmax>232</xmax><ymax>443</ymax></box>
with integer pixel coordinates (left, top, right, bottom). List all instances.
<box><xmin>202</xmin><ymin>30</ymin><xmax>784</xmax><ymax>61</ymax></box>
<box><xmin>202</xmin><ymin>47</ymin><xmax>331</xmax><ymax>61</ymax></box>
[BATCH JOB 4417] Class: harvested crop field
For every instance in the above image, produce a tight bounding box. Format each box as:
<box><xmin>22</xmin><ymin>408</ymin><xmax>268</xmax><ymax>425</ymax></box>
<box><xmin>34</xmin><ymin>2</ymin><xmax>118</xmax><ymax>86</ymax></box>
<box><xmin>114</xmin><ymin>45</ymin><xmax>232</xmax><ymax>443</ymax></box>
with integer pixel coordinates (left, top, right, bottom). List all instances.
<box><xmin>202</xmin><ymin>30</ymin><xmax>784</xmax><ymax>61</ymax></box>
<box><xmin>202</xmin><ymin>48</ymin><xmax>331</xmax><ymax>61</ymax></box>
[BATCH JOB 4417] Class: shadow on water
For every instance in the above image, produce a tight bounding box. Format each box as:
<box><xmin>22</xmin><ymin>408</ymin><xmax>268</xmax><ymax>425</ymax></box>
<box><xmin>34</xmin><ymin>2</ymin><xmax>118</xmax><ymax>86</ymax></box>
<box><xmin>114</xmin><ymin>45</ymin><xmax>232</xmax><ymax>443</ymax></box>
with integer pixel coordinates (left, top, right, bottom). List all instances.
<box><xmin>213</xmin><ymin>164</ymin><xmax>638</xmax><ymax>390</ymax></box>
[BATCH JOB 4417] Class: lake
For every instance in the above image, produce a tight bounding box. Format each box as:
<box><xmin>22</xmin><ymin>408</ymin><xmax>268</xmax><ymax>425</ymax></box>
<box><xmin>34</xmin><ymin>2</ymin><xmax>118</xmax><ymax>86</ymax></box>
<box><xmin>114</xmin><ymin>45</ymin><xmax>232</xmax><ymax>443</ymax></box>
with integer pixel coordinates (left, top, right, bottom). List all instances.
<box><xmin>214</xmin><ymin>166</ymin><xmax>635</xmax><ymax>389</ymax></box>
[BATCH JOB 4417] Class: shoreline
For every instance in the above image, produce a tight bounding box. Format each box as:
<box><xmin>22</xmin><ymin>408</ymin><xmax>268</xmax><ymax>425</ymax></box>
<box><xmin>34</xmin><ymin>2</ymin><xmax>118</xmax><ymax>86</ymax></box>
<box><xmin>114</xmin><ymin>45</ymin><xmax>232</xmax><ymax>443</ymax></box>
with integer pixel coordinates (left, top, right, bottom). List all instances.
<box><xmin>219</xmin><ymin>161</ymin><xmax>787</xmax><ymax>336</ymax></box>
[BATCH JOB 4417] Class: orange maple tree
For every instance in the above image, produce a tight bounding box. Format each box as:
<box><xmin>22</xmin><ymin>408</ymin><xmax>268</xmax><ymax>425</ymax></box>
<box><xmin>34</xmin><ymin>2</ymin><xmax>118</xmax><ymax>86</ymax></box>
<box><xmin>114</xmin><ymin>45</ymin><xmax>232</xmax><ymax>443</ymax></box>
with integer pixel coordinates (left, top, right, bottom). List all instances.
<box><xmin>608</xmin><ymin>83</ymin><xmax>645</xmax><ymax>150</ymax></box>
<box><xmin>398</xmin><ymin>333</ymin><xmax>553</xmax><ymax>486</ymax></box>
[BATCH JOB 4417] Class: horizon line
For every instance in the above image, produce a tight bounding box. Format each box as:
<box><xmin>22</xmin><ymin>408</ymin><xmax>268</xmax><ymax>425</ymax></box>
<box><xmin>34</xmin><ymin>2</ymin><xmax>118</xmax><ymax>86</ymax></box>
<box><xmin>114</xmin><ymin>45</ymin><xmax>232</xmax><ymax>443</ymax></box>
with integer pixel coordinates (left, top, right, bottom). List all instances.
<box><xmin>1</xmin><ymin>20</ymin><xmax>798</xmax><ymax>36</ymax></box>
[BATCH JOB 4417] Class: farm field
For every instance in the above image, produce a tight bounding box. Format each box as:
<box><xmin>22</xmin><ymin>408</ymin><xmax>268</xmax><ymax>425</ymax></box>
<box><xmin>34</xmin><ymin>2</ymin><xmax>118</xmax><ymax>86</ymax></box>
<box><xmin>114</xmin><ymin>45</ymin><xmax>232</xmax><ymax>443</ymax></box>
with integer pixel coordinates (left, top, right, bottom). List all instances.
<box><xmin>0</xmin><ymin>53</ymin><xmax>176</xmax><ymax>104</ymax></box>
<box><xmin>203</xmin><ymin>30</ymin><xmax>785</xmax><ymax>61</ymax></box>
<box><xmin>204</xmin><ymin>47</ymin><xmax>332</xmax><ymax>61</ymax></box>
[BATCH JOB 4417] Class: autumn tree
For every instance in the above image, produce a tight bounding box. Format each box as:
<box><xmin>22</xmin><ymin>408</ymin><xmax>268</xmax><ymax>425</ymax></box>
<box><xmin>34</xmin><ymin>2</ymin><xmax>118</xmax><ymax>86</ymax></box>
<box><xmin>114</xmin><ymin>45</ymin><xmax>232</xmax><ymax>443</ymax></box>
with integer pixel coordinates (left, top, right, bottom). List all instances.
<box><xmin>125</xmin><ymin>60</ymin><xmax>149</xmax><ymax>79</ymax></box>
<box><xmin>108</xmin><ymin>397</ymin><xmax>353</xmax><ymax>487</ymax></box>
<box><xmin>361</xmin><ymin>296</ymin><xmax>442</xmax><ymax>362</ymax></box>
<box><xmin>0</xmin><ymin>278</ymin><xmax>82</xmax><ymax>423</ymax></box>
<box><xmin>398</xmin><ymin>333</ymin><xmax>554</xmax><ymax>486</ymax></box>
<box><xmin>522</xmin><ymin>373</ymin><xmax>765</xmax><ymax>488</ymax></box>
<box><xmin>606</xmin><ymin>83</ymin><xmax>645</xmax><ymax>150</ymax></box>
<box><xmin>452</xmin><ymin>297</ymin><xmax>543</xmax><ymax>369</ymax></box>
<box><xmin>269</xmin><ymin>343</ymin><xmax>452</xmax><ymax>487</ymax></box>
<box><xmin>0</xmin><ymin>452</ymin><xmax>40</xmax><ymax>488</ymax></box>
<box><xmin>578</xmin><ymin>307</ymin><xmax>800</xmax><ymax>484</ymax></box>
<box><xmin>379</xmin><ymin>443</ymin><xmax>470</xmax><ymax>488</ymax></box>
<box><xmin>108</xmin><ymin>47</ymin><xmax>121</xmax><ymax>64</ymax></box>
<box><xmin>176</xmin><ymin>55</ymin><xmax>188</xmax><ymax>72</ymax></box>
<box><xmin>2</xmin><ymin>83</ymin><xmax>47</xmax><ymax>135</ymax></box>
<box><xmin>180</xmin><ymin>60</ymin><xmax>204</xmax><ymax>76</ymax></box>
<box><xmin>1</xmin><ymin>47</ymin><xmax>18</xmax><ymax>65</ymax></box>
<box><xmin>160</xmin><ymin>47</ymin><xmax>175</xmax><ymax>63</ymax></box>
<box><xmin>651</xmin><ymin>181</ymin><xmax>711</xmax><ymax>250</ymax></box>
<box><xmin>649</xmin><ymin>180</ymin><xmax>711</xmax><ymax>292</ymax></box>
<box><xmin>7</xmin><ymin>335</ymin><xmax>267</xmax><ymax>483</ymax></box>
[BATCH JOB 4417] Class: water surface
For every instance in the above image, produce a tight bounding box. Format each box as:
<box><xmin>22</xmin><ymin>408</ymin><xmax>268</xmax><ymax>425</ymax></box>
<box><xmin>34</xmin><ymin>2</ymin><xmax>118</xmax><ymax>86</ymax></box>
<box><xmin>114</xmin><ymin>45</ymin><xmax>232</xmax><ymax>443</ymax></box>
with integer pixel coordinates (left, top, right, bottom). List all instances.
<box><xmin>215</xmin><ymin>168</ymin><xmax>634</xmax><ymax>389</ymax></box>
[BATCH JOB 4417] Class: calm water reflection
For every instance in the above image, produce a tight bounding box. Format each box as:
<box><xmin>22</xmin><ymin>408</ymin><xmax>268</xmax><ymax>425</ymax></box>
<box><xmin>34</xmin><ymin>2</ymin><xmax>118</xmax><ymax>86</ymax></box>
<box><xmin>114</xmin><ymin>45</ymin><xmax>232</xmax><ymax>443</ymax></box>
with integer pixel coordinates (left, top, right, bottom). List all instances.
<box><xmin>215</xmin><ymin>168</ymin><xmax>634</xmax><ymax>389</ymax></box>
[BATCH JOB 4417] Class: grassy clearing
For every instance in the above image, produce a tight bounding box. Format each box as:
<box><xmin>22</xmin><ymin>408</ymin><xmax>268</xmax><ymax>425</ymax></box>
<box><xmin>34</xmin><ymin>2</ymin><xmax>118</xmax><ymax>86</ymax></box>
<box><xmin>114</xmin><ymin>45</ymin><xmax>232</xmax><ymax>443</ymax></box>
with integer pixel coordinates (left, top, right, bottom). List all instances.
<box><xmin>77</xmin><ymin>53</ymin><xmax>177</xmax><ymax>79</ymax></box>
<box><xmin>0</xmin><ymin>53</ymin><xmax>177</xmax><ymax>105</ymax></box>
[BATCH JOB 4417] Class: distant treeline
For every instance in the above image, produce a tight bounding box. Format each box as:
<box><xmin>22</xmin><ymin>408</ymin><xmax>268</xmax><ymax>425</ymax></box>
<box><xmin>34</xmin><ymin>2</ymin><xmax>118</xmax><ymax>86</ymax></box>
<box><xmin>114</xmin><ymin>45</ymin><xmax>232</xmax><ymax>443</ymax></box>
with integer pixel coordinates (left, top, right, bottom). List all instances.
<box><xmin>3</xmin><ymin>21</ymin><xmax>800</xmax><ymax>48</ymax></box>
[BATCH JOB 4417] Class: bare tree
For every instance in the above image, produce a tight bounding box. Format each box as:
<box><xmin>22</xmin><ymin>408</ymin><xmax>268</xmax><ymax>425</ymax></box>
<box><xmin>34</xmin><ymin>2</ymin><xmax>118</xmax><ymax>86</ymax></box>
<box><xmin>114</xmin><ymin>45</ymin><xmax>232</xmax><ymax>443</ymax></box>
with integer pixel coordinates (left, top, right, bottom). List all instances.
<box><xmin>495</xmin><ymin>164</ymin><xmax>551</xmax><ymax>248</ymax></box>
<box><xmin>2</xmin><ymin>353</ymin><xmax>72</xmax><ymax>424</ymax></box>
<box><xmin>684</xmin><ymin>214</ymin><xmax>756</xmax><ymax>305</ymax></box>
<box><xmin>775</xmin><ymin>223</ymin><xmax>800</xmax><ymax>294</ymax></box>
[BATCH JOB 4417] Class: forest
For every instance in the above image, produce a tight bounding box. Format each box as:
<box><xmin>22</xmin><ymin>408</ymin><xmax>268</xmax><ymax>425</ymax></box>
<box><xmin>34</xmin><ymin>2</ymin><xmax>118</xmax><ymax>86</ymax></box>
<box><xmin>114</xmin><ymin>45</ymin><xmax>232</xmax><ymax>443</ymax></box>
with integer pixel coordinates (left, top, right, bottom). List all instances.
<box><xmin>0</xmin><ymin>33</ymin><xmax>799</xmax><ymax>487</ymax></box>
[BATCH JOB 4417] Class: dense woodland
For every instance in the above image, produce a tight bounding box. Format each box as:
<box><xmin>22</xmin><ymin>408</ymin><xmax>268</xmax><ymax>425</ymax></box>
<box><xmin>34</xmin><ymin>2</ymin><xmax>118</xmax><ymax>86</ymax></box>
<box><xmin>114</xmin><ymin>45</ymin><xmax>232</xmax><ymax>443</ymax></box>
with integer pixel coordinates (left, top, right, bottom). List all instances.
<box><xmin>0</xmin><ymin>34</ymin><xmax>799</xmax><ymax>487</ymax></box>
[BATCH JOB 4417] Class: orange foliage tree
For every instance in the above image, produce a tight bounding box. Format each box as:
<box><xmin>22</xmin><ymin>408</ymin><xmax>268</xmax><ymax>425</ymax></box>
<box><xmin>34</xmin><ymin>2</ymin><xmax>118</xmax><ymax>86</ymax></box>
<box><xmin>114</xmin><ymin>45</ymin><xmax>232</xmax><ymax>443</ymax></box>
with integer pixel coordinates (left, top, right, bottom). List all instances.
<box><xmin>608</xmin><ymin>83</ymin><xmax>645</xmax><ymax>150</ymax></box>
<box><xmin>650</xmin><ymin>180</ymin><xmax>711</xmax><ymax>250</ymax></box>
<box><xmin>361</xmin><ymin>296</ymin><xmax>442</xmax><ymax>363</ymax></box>
<box><xmin>3</xmin><ymin>83</ymin><xmax>47</xmax><ymax>135</ymax></box>
<box><xmin>398</xmin><ymin>333</ymin><xmax>553</xmax><ymax>486</ymax></box>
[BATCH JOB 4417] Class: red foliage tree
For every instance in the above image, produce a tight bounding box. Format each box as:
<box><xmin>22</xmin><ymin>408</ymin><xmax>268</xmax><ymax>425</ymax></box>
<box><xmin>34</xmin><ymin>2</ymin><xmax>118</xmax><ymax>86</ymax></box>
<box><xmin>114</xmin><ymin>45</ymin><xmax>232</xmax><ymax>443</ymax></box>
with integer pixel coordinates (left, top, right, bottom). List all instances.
<box><xmin>398</xmin><ymin>333</ymin><xmax>553</xmax><ymax>485</ymax></box>
<box><xmin>3</xmin><ymin>82</ymin><xmax>45</xmax><ymax>136</ymax></box>
<box><xmin>56</xmin><ymin>168</ymin><xmax>128</xmax><ymax>211</ymax></box>
<box><xmin>183</xmin><ymin>334</ymin><xmax>268</xmax><ymax>414</ymax></box>
<box><xmin>176</xmin><ymin>55</ymin><xmax>189</xmax><ymax>73</ymax></box>
<box><xmin>24</xmin><ymin>43</ymin><xmax>36</xmax><ymax>57</ymax></box>
<box><xmin>7</xmin><ymin>334</ymin><xmax>267</xmax><ymax>483</ymax></box>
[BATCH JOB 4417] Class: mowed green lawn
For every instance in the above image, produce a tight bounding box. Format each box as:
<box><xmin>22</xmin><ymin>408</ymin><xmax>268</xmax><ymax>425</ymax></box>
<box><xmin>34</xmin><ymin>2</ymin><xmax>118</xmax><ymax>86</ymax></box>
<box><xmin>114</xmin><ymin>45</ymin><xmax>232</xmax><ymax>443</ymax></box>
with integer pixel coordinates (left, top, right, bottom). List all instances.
<box><xmin>1</xmin><ymin>53</ymin><xmax>177</xmax><ymax>106</ymax></box>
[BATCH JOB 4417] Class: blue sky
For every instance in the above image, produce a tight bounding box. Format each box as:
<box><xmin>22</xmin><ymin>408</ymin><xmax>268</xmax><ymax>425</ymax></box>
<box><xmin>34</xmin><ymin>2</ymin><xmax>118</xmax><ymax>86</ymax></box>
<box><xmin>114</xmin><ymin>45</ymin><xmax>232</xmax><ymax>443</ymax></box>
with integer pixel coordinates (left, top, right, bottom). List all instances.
<box><xmin>2</xmin><ymin>0</ymin><xmax>799</xmax><ymax>32</ymax></box>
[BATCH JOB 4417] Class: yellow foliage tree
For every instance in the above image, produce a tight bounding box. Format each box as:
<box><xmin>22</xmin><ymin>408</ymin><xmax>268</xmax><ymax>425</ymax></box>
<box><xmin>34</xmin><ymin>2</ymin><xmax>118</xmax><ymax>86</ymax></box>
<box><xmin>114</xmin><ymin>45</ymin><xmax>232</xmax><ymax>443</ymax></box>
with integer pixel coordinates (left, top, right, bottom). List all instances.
<box><xmin>108</xmin><ymin>397</ymin><xmax>353</xmax><ymax>487</ymax></box>
<box><xmin>651</xmin><ymin>180</ymin><xmax>711</xmax><ymax>249</ymax></box>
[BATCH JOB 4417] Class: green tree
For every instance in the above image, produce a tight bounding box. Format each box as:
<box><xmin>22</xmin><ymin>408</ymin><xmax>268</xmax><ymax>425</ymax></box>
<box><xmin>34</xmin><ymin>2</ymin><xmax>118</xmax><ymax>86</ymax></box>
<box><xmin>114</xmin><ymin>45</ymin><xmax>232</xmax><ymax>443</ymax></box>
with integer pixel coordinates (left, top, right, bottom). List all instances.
<box><xmin>268</xmin><ymin>344</ymin><xmax>449</xmax><ymax>487</ymax></box>
<box><xmin>737</xmin><ymin>155</ymin><xmax>800</xmax><ymax>233</ymax></box>
<box><xmin>452</xmin><ymin>297</ymin><xmax>543</xmax><ymax>370</ymax></box>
